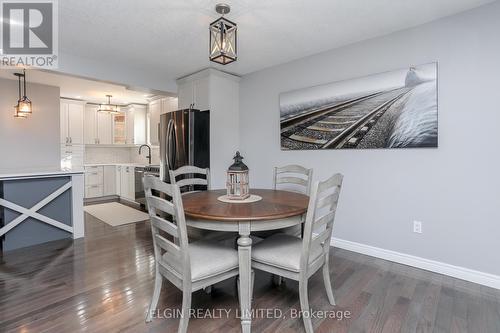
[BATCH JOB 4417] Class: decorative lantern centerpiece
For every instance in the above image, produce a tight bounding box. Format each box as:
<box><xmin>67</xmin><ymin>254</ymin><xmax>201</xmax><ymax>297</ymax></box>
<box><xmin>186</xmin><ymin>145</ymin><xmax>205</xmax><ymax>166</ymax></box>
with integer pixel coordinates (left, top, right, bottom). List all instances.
<box><xmin>226</xmin><ymin>151</ymin><xmax>249</xmax><ymax>200</ymax></box>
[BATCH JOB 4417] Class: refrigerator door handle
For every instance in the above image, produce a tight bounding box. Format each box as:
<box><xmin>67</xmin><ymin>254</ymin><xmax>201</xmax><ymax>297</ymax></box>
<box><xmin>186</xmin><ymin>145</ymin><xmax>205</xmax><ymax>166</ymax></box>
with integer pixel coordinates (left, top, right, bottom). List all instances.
<box><xmin>165</xmin><ymin>119</ymin><xmax>174</xmax><ymax>172</ymax></box>
<box><xmin>170</xmin><ymin>121</ymin><xmax>178</xmax><ymax>170</ymax></box>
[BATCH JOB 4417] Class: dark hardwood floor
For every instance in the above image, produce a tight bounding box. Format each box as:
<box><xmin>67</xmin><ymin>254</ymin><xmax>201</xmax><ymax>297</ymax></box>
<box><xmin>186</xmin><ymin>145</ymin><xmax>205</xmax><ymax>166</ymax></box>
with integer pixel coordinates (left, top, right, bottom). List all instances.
<box><xmin>1</xmin><ymin>212</ymin><xmax>499</xmax><ymax>333</ymax></box>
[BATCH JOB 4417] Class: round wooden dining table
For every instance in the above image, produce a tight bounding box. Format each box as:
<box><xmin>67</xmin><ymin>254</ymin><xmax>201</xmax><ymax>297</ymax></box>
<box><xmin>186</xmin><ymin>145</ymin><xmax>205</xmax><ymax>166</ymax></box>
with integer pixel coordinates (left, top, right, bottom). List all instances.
<box><xmin>182</xmin><ymin>189</ymin><xmax>309</xmax><ymax>333</ymax></box>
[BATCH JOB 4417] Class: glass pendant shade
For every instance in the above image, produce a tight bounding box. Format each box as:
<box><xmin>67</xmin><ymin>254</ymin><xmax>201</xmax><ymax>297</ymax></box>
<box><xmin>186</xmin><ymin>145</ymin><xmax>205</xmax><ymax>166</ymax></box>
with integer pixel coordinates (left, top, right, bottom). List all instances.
<box><xmin>13</xmin><ymin>105</ymin><xmax>27</xmax><ymax>118</ymax></box>
<box><xmin>98</xmin><ymin>95</ymin><xmax>120</xmax><ymax>114</ymax></box>
<box><xmin>13</xmin><ymin>69</ymin><xmax>32</xmax><ymax>118</ymax></box>
<box><xmin>209</xmin><ymin>16</ymin><xmax>237</xmax><ymax>65</ymax></box>
<box><xmin>17</xmin><ymin>97</ymin><xmax>32</xmax><ymax>114</ymax></box>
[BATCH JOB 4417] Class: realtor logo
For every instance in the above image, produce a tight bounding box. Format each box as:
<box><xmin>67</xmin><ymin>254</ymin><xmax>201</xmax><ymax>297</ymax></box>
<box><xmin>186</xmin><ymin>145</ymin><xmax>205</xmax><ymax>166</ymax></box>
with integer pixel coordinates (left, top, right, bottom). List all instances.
<box><xmin>0</xmin><ymin>0</ymin><xmax>58</xmax><ymax>68</ymax></box>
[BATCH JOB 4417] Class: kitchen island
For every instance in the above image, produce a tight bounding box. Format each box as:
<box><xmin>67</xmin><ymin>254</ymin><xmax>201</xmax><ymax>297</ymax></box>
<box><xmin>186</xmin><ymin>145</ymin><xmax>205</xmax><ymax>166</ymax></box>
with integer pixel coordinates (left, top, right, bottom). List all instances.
<box><xmin>0</xmin><ymin>167</ymin><xmax>85</xmax><ymax>252</ymax></box>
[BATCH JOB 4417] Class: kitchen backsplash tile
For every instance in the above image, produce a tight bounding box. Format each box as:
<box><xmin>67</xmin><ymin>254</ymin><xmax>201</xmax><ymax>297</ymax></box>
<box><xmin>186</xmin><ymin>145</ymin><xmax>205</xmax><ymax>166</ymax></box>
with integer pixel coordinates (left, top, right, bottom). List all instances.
<box><xmin>84</xmin><ymin>147</ymin><xmax>131</xmax><ymax>164</ymax></box>
<box><xmin>84</xmin><ymin>146</ymin><xmax>160</xmax><ymax>165</ymax></box>
<box><xmin>130</xmin><ymin>146</ymin><xmax>160</xmax><ymax>165</ymax></box>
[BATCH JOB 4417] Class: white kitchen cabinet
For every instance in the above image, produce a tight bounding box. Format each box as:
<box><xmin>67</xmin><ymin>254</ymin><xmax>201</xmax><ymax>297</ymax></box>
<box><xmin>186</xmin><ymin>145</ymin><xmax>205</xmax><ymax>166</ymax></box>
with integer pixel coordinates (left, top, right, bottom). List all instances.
<box><xmin>60</xmin><ymin>144</ymin><xmax>84</xmax><ymax>169</ymax></box>
<box><xmin>97</xmin><ymin>111</ymin><xmax>113</xmax><ymax>144</ymax></box>
<box><xmin>115</xmin><ymin>165</ymin><xmax>122</xmax><ymax>196</ymax></box>
<box><xmin>176</xmin><ymin>68</ymin><xmax>240</xmax><ymax>188</ymax></box>
<box><xmin>120</xmin><ymin>165</ymin><xmax>135</xmax><ymax>201</ymax></box>
<box><xmin>85</xmin><ymin>185</ymin><xmax>104</xmax><ymax>198</ymax></box>
<box><xmin>148</xmin><ymin>98</ymin><xmax>178</xmax><ymax>145</ymax></box>
<box><xmin>84</xmin><ymin>166</ymin><xmax>104</xmax><ymax>198</ymax></box>
<box><xmin>84</xmin><ymin>105</ymin><xmax>98</xmax><ymax>144</ymax></box>
<box><xmin>60</xmin><ymin>104</ymin><xmax>68</xmax><ymax>143</ymax></box>
<box><xmin>193</xmin><ymin>76</ymin><xmax>210</xmax><ymax>111</ymax></box>
<box><xmin>126</xmin><ymin>104</ymin><xmax>147</xmax><ymax>145</ymax></box>
<box><xmin>60</xmin><ymin>100</ymin><xmax>84</xmax><ymax>144</ymax></box>
<box><xmin>161</xmin><ymin>97</ymin><xmax>178</xmax><ymax>114</ymax></box>
<box><xmin>113</xmin><ymin>113</ymin><xmax>126</xmax><ymax>144</ymax></box>
<box><xmin>148</xmin><ymin>100</ymin><xmax>161</xmax><ymax>146</ymax></box>
<box><xmin>103</xmin><ymin>165</ymin><xmax>117</xmax><ymax>196</ymax></box>
<box><xmin>178</xmin><ymin>81</ymin><xmax>193</xmax><ymax>109</ymax></box>
<box><xmin>177</xmin><ymin>76</ymin><xmax>210</xmax><ymax>111</ymax></box>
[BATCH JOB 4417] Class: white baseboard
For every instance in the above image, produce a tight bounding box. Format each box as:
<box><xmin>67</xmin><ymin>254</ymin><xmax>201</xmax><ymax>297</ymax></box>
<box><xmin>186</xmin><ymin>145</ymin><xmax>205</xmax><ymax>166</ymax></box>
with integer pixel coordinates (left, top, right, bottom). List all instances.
<box><xmin>330</xmin><ymin>237</ymin><xmax>500</xmax><ymax>290</ymax></box>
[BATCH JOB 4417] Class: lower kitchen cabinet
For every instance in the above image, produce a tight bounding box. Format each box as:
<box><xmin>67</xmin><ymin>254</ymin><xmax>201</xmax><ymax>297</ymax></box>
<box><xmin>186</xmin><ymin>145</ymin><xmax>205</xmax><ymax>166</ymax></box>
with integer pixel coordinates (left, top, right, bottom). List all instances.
<box><xmin>119</xmin><ymin>166</ymin><xmax>135</xmax><ymax>201</ymax></box>
<box><xmin>85</xmin><ymin>166</ymin><xmax>104</xmax><ymax>198</ymax></box>
<box><xmin>103</xmin><ymin>166</ymin><xmax>117</xmax><ymax>196</ymax></box>
<box><xmin>84</xmin><ymin>165</ymin><xmax>134</xmax><ymax>200</ymax></box>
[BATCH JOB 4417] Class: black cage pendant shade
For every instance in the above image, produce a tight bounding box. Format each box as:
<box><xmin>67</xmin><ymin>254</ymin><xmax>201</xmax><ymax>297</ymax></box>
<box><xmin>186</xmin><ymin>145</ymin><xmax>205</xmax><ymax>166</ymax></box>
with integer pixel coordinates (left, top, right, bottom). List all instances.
<box><xmin>209</xmin><ymin>3</ymin><xmax>237</xmax><ymax>65</ymax></box>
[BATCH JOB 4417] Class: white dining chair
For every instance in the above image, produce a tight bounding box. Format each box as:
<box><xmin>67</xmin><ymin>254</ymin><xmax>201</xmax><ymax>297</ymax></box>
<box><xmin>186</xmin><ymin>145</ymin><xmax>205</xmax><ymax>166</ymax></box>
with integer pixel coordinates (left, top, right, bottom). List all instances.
<box><xmin>143</xmin><ymin>175</ymin><xmax>240</xmax><ymax>333</ymax></box>
<box><xmin>169</xmin><ymin>165</ymin><xmax>211</xmax><ymax>195</ymax></box>
<box><xmin>255</xmin><ymin>165</ymin><xmax>313</xmax><ymax>240</ymax></box>
<box><xmin>251</xmin><ymin>173</ymin><xmax>343</xmax><ymax>333</ymax></box>
<box><xmin>169</xmin><ymin>165</ymin><xmax>229</xmax><ymax>242</ymax></box>
<box><xmin>273</xmin><ymin>164</ymin><xmax>313</xmax><ymax>236</ymax></box>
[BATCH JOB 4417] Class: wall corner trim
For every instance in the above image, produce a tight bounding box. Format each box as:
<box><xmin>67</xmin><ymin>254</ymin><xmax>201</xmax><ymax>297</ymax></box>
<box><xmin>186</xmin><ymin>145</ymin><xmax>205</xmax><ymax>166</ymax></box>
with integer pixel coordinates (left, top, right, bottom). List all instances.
<box><xmin>331</xmin><ymin>237</ymin><xmax>500</xmax><ymax>290</ymax></box>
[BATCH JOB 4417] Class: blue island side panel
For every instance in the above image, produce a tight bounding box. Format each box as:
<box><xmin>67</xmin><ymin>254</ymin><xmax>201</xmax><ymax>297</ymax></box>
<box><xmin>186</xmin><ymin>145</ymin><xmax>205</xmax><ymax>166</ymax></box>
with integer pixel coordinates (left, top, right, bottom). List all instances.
<box><xmin>2</xmin><ymin>176</ymin><xmax>72</xmax><ymax>251</ymax></box>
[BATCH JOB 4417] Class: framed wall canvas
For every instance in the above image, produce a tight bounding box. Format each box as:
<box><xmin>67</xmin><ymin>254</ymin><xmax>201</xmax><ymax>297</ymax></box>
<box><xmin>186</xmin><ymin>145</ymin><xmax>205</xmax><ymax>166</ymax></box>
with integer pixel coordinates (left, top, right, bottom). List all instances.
<box><xmin>280</xmin><ymin>63</ymin><xmax>438</xmax><ymax>150</ymax></box>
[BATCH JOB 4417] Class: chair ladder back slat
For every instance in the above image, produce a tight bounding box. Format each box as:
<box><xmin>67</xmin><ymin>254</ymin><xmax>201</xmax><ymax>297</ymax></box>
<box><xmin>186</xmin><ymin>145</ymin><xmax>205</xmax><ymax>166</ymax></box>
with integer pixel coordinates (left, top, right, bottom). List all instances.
<box><xmin>150</xmin><ymin>215</ymin><xmax>178</xmax><ymax>237</ymax></box>
<box><xmin>314</xmin><ymin>211</ymin><xmax>335</xmax><ymax>229</ymax></box>
<box><xmin>144</xmin><ymin>175</ymin><xmax>175</xmax><ymax>196</ymax></box>
<box><xmin>318</xmin><ymin>173</ymin><xmax>343</xmax><ymax>192</ymax></box>
<box><xmin>300</xmin><ymin>173</ymin><xmax>343</xmax><ymax>273</ymax></box>
<box><xmin>155</xmin><ymin>233</ymin><xmax>181</xmax><ymax>258</ymax></box>
<box><xmin>143</xmin><ymin>175</ymin><xmax>190</xmax><ymax>272</ymax></box>
<box><xmin>311</xmin><ymin>229</ymin><xmax>331</xmax><ymax>250</ymax></box>
<box><xmin>169</xmin><ymin>166</ymin><xmax>210</xmax><ymax>194</ymax></box>
<box><xmin>175</xmin><ymin>177</ymin><xmax>208</xmax><ymax>188</ymax></box>
<box><xmin>316</xmin><ymin>191</ymin><xmax>340</xmax><ymax>209</ymax></box>
<box><xmin>170</xmin><ymin>165</ymin><xmax>208</xmax><ymax>177</ymax></box>
<box><xmin>146</xmin><ymin>196</ymin><xmax>176</xmax><ymax>217</ymax></box>
<box><xmin>276</xmin><ymin>164</ymin><xmax>310</xmax><ymax>175</ymax></box>
<box><xmin>276</xmin><ymin>176</ymin><xmax>308</xmax><ymax>187</ymax></box>
<box><xmin>273</xmin><ymin>164</ymin><xmax>313</xmax><ymax>195</ymax></box>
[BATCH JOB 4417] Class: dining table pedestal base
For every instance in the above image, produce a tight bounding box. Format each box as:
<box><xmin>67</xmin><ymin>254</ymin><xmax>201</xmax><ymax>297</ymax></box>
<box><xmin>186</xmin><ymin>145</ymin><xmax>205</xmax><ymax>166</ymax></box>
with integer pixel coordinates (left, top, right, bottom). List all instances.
<box><xmin>182</xmin><ymin>189</ymin><xmax>309</xmax><ymax>333</ymax></box>
<box><xmin>237</xmin><ymin>221</ymin><xmax>253</xmax><ymax>333</ymax></box>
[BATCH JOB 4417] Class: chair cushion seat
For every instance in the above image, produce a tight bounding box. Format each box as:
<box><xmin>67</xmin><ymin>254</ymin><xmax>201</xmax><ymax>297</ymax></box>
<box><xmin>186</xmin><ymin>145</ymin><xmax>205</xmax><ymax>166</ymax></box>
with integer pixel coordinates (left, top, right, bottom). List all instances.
<box><xmin>162</xmin><ymin>240</ymin><xmax>239</xmax><ymax>282</ymax></box>
<box><xmin>251</xmin><ymin>233</ymin><xmax>323</xmax><ymax>272</ymax></box>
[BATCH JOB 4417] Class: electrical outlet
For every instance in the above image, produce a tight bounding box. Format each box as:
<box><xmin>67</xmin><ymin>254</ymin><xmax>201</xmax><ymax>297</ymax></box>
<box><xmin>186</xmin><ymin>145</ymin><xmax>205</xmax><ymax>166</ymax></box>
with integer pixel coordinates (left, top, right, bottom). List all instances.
<box><xmin>413</xmin><ymin>220</ymin><xmax>423</xmax><ymax>234</ymax></box>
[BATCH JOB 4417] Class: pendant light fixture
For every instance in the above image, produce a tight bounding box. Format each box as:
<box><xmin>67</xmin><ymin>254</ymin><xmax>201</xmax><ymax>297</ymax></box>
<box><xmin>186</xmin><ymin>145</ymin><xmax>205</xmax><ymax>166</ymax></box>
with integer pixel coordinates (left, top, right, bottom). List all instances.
<box><xmin>209</xmin><ymin>3</ymin><xmax>237</xmax><ymax>65</ymax></box>
<box><xmin>97</xmin><ymin>95</ymin><xmax>120</xmax><ymax>114</ymax></box>
<box><xmin>13</xmin><ymin>69</ymin><xmax>32</xmax><ymax>118</ymax></box>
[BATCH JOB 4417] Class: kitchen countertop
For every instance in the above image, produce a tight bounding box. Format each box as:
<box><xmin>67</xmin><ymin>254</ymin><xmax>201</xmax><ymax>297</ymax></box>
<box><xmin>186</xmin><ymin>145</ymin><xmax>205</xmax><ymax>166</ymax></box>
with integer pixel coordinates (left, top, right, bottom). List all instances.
<box><xmin>0</xmin><ymin>167</ymin><xmax>84</xmax><ymax>180</ymax></box>
<box><xmin>84</xmin><ymin>163</ymin><xmax>156</xmax><ymax>167</ymax></box>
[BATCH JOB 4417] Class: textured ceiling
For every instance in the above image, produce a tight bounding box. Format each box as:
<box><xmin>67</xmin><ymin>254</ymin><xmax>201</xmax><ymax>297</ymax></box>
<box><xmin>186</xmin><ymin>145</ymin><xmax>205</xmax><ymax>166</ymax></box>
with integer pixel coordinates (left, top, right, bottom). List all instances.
<box><xmin>59</xmin><ymin>0</ymin><xmax>494</xmax><ymax>82</ymax></box>
<box><xmin>0</xmin><ymin>69</ymin><xmax>158</xmax><ymax>104</ymax></box>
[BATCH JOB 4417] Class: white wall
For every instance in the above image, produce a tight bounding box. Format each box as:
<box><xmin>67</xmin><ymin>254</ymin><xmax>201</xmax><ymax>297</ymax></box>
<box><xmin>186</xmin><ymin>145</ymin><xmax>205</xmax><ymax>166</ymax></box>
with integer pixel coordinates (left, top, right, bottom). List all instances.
<box><xmin>239</xmin><ymin>2</ymin><xmax>500</xmax><ymax>276</ymax></box>
<box><xmin>0</xmin><ymin>78</ymin><xmax>60</xmax><ymax>169</ymax></box>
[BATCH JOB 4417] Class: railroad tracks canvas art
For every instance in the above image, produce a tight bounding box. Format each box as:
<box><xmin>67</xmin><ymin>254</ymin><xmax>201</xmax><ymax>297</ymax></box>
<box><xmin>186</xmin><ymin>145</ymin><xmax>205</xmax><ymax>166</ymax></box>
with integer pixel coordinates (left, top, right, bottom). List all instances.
<box><xmin>280</xmin><ymin>63</ymin><xmax>438</xmax><ymax>150</ymax></box>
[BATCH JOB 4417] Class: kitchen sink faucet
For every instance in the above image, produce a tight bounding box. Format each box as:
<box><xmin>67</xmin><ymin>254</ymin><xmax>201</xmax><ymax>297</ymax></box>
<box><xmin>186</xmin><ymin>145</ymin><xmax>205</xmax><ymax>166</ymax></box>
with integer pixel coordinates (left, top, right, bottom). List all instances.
<box><xmin>139</xmin><ymin>144</ymin><xmax>152</xmax><ymax>165</ymax></box>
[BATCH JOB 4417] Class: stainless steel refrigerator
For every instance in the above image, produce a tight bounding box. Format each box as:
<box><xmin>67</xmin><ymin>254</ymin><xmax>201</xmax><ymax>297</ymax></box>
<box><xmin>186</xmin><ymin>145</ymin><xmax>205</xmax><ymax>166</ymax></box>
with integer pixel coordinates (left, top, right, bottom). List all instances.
<box><xmin>159</xmin><ymin>109</ymin><xmax>210</xmax><ymax>183</ymax></box>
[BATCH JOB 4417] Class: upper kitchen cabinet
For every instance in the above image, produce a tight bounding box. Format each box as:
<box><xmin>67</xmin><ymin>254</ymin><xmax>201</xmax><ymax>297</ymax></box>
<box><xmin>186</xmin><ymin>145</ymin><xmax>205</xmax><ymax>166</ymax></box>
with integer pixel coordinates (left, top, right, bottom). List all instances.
<box><xmin>113</xmin><ymin>113</ymin><xmax>126</xmax><ymax>144</ymax></box>
<box><xmin>177</xmin><ymin>76</ymin><xmax>209</xmax><ymax>111</ymax></box>
<box><xmin>125</xmin><ymin>104</ymin><xmax>147</xmax><ymax>145</ymax></box>
<box><xmin>60</xmin><ymin>99</ymin><xmax>84</xmax><ymax>145</ymax></box>
<box><xmin>97</xmin><ymin>112</ymin><xmax>113</xmax><ymax>144</ymax></box>
<box><xmin>84</xmin><ymin>104</ymin><xmax>113</xmax><ymax>145</ymax></box>
<box><xmin>148</xmin><ymin>97</ymin><xmax>177</xmax><ymax>146</ymax></box>
<box><xmin>148</xmin><ymin>99</ymin><xmax>161</xmax><ymax>146</ymax></box>
<box><xmin>176</xmin><ymin>69</ymin><xmax>240</xmax><ymax>188</ymax></box>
